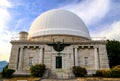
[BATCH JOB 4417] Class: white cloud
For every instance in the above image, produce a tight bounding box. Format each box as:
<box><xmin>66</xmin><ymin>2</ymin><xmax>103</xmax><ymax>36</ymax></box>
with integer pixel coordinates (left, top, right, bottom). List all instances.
<box><xmin>91</xmin><ymin>21</ymin><xmax>120</xmax><ymax>40</ymax></box>
<box><xmin>0</xmin><ymin>0</ymin><xmax>12</xmax><ymax>32</ymax></box>
<box><xmin>0</xmin><ymin>0</ymin><xmax>11</xmax><ymax>7</ymax></box>
<box><xmin>60</xmin><ymin>0</ymin><xmax>110</xmax><ymax>26</ymax></box>
<box><xmin>60</xmin><ymin>0</ymin><xmax>120</xmax><ymax>41</ymax></box>
<box><xmin>0</xmin><ymin>0</ymin><xmax>12</xmax><ymax>61</ymax></box>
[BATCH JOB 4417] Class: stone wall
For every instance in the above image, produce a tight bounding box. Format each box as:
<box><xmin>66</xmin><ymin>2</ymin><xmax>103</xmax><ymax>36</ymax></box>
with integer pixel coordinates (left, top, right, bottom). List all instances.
<box><xmin>23</xmin><ymin>48</ymin><xmax>40</xmax><ymax>70</ymax></box>
<box><xmin>9</xmin><ymin>45</ymin><xmax>19</xmax><ymax>69</ymax></box>
<box><xmin>98</xmin><ymin>44</ymin><xmax>109</xmax><ymax>69</ymax></box>
<box><xmin>29</xmin><ymin>35</ymin><xmax>89</xmax><ymax>42</ymax></box>
<box><xmin>78</xmin><ymin>48</ymin><xmax>95</xmax><ymax>70</ymax></box>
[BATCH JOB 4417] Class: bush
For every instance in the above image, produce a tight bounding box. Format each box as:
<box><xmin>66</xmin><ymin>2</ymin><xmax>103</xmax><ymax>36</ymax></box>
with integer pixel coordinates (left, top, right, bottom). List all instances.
<box><xmin>95</xmin><ymin>70</ymin><xmax>103</xmax><ymax>77</ymax></box>
<box><xmin>112</xmin><ymin>65</ymin><xmax>120</xmax><ymax>70</ymax></box>
<box><xmin>111</xmin><ymin>65</ymin><xmax>120</xmax><ymax>78</ymax></box>
<box><xmin>30</xmin><ymin>64</ymin><xmax>46</xmax><ymax>77</ymax></box>
<box><xmin>95</xmin><ymin>70</ymin><xmax>111</xmax><ymax>77</ymax></box>
<box><xmin>2</xmin><ymin>69</ymin><xmax>15</xmax><ymax>78</ymax></box>
<box><xmin>1</xmin><ymin>65</ymin><xmax>15</xmax><ymax>78</ymax></box>
<box><xmin>72</xmin><ymin>66</ymin><xmax>87</xmax><ymax>77</ymax></box>
<box><xmin>95</xmin><ymin>65</ymin><xmax>120</xmax><ymax>78</ymax></box>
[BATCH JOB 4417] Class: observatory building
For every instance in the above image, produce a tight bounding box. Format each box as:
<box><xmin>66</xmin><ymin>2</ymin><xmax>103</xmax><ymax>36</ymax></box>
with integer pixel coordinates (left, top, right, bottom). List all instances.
<box><xmin>9</xmin><ymin>9</ymin><xmax>109</xmax><ymax>79</ymax></box>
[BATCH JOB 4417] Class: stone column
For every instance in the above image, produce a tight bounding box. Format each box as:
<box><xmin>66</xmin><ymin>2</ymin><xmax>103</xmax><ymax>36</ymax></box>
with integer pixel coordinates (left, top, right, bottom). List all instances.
<box><xmin>39</xmin><ymin>47</ymin><xmax>44</xmax><ymax>64</ymax></box>
<box><xmin>75</xmin><ymin>46</ymin><xmax>78</xmax><ymax>66</ymax></box>
<box><xmin>18</xmin><ymin>47</ymin><xmax>23</xmax><ymax>70</ymax></box>
<box><xmin>94</xmin><ymin>47</ymin><xmax>99</xmax><ymax>70</ymax></box>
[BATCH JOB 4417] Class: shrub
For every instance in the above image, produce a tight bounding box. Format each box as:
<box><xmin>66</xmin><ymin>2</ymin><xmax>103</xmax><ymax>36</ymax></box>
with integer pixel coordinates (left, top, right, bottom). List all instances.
<box><xmin>2</xmin><ymin>69</ymin><xmax>15</xmax><ymax>78</ymax></box>
<box><xmin>95</xmin><ymin>65</ymin><xmax>120</xmax><ymax>78</ymax></box>
<box><xmin>0</xmin><ymin>72</ymin><xmax>3</xmax><ymax>78</ymax></box>
<box><xmin>95</xmin><ymin>70</ymin><xmax>103</xmax><ymax>77</ymax></box>
<box><xmin>72</xmin><ymin>66</ymin><xmax>87</xmax><ymax>77</ymax></box>
<box><xmin>95</xmin><ymin>70</ymin><xmax>111</xmax><ymax>77</ymax></box>
<box><xmin>111</xmin><ymin>65</ymin><xmax>120</xmax><ymax>78</ymax></box>
<box><xmin>1</xmin><ymin>65</ymin><xmax>15</xmax><ymax>78</ymax></box>
<box><xmin>112</xmin><ymin>65</ymin><xmax>120</xmax><ymax>70</ymax></box>
<box><xmin>30</xmin><ymin>64</ymin><xmax>46</xmax><ymax>77</ymax></box>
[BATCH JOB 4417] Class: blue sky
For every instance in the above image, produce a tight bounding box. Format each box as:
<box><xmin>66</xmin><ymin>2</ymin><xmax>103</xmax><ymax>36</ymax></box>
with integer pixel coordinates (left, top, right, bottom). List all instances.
<box><xmin>0</xmin><ymin>0</ymin><xmax>120</xmax><ymax>61</ymax></box>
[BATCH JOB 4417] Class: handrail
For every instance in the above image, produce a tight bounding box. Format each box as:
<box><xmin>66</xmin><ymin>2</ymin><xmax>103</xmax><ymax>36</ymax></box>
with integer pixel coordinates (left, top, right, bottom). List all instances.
<box><xmin>11</xmin><ymin>37</ymin><xmax>106</xmax><ymax>41</ymax></box>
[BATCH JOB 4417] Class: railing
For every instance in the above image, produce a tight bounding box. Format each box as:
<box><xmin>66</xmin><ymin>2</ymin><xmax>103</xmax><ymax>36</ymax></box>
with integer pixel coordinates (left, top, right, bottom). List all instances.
<box><xmin>11</xmin><ymin>37</ymin><xmax>106</xmax><ymax>42</ymax></box>
<box><xmin>11</xmin><ymin>37</ymin><xmax>19</xmax><ymax>41</ymax></box>
<box><xmin>91</xmin><ymin>37</ymin><xmax>106</xmax><ymax>41</ymax></box>
<box><xmin>11</xmin><ymin>37</ymin><xmax>28</xmax><ymax>41</ymax></box>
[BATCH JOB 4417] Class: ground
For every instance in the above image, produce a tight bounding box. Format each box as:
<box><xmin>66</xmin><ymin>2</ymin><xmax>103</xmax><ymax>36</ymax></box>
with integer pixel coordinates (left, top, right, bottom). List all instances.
<box><xmin>3</xmin><ymin>77</ymin><xmax>40</xmax><ymax>81</ymax></box>
<box><xmin>1</xmin><ymin>77</ymin><xmax>120</xmax><ymax>81</ymax></box>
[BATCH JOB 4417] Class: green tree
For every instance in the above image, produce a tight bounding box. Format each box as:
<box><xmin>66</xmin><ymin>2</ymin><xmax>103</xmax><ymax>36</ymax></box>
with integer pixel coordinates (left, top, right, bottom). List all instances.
<box><xmin>106</xmin><ymin>40</ymin><xmax>120</xmax><ymax>68</ymax></box>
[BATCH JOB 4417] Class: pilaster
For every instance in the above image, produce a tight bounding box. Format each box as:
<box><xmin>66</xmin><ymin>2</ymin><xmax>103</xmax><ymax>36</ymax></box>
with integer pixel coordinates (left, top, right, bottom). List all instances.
<box><xmin>94</xmin><ymin>46</ymin><xmax>99</xmax><ymax>70</ymax></box>
<box><xmin>18</xmin><ymin>47</ymin><xmax>24</xmax><ymax>70</ymax></box>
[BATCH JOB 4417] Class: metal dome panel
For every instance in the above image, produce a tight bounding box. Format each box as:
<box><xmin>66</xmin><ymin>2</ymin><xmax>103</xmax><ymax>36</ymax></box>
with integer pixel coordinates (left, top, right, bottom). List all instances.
<box><xmin>29</xmin><ymin>9</ymin><xmax>90</xmax><ymax>39</ymax></box>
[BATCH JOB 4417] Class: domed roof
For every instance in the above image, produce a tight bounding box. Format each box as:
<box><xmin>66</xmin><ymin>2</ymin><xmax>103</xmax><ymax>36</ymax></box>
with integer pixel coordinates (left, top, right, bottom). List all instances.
<box><xmin>28</xmin><ymin>9</ymin><xmax>90</xmax><ymax>39</ymax></box>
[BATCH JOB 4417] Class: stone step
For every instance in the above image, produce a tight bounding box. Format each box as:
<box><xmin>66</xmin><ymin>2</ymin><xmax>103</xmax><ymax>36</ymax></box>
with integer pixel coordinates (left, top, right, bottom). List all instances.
<box><xmin>40</xmin><ymin>79</ymin><xmax>78</xmax><ymax>81</ymax></box>
<box><xmin>0</xmin><ymin>79</ymin><xmax>3</xmax><ymax>81</ymax></box>
<box><xmin>45</xmin><ymin>69</ymin><xmax>75</xmax><ymax>79</ymax></box>
<box><xmin>13</xmin><ymin>70</ymin><xmax>30</xmax><ymax>76</ymax></box>
<box><xmin>42</xmin><ymin>69</ymin><xmax>75</xmax><ymax>79</ymax></box>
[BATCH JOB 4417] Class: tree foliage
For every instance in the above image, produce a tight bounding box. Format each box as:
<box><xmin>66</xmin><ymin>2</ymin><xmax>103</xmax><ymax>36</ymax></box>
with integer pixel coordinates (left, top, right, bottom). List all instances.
<box><xmin>106</xmin><ymin>40</ymin><xmax>120</xmax><ymax>68</ymax></box>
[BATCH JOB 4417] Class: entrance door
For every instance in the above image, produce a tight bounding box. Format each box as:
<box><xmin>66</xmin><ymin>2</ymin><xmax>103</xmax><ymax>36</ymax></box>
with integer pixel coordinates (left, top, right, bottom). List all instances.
<box><xmin>56</xmin><ymin>56</ymin><xmax>62</xmax><ymax>68</ymax></box>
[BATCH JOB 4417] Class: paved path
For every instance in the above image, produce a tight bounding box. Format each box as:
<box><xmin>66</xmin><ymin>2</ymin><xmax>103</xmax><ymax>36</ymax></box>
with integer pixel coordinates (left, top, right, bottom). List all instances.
<box><xmin>40</xmin><ymin>79</ymin><xmax>78</xmax><ymax>81</ymax></box>
<box><xmin>0</xmin><ymin>79</ymin><xmax>3</xmax><ymax>81</ymax></box>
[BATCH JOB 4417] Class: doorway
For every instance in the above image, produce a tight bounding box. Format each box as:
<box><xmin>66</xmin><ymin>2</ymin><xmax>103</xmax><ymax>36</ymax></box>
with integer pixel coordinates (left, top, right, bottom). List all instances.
<box><xmin>56</xmin><ymin>56</ymin><xmax>62</xmax><ymax>68</ymax></box>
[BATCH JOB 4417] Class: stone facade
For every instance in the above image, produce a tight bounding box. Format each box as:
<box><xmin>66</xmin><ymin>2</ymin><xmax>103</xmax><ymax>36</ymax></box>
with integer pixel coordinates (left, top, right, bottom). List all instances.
<box><xmin>9</xmin><ymin>35</ymin><xmax>109</xmax><ymax>79</ymax></box>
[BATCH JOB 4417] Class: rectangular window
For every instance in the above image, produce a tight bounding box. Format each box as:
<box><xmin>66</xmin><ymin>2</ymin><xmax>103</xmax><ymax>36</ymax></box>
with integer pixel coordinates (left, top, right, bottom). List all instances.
<box><xmin>29</xmin><ymin>57</ymin><xmax>33</xmax><ymax>66</ymax></box>
<box><xmin>84</xmin><ymin>57</ymin><xmax>88</xmax><ymax>66</ymax></box>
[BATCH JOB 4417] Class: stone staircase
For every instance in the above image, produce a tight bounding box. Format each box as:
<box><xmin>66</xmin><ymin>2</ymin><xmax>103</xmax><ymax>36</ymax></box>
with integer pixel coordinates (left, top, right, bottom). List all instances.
<box><xmin>42</xmin><ymin>69</ymin><xmax>75</xmax><ymax>79</ymax></box>
<box><xmin>13</xmin><ymin>70</ymin><xmax>30</xmax><ymax>76</ymax></box>
<box><xmin>40</xmin><ymin>79</ymin><xmax>78</xmax><ymax>81</ymax></box>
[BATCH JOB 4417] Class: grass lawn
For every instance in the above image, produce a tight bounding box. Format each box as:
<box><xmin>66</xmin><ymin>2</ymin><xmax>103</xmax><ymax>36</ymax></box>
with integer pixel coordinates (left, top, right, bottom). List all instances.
<box><xmin>3</xmin><ymin>77</ymin><xmax>41</xmax><ymax>81</ymax></box>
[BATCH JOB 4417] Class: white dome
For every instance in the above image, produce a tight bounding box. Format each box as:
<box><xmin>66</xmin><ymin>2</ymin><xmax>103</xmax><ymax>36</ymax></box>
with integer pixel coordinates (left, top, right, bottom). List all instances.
<box><xmin>29</xmin><ymin>9</ymin><xmax>90</xmax><ymax>39</ymax></box>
